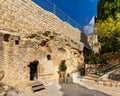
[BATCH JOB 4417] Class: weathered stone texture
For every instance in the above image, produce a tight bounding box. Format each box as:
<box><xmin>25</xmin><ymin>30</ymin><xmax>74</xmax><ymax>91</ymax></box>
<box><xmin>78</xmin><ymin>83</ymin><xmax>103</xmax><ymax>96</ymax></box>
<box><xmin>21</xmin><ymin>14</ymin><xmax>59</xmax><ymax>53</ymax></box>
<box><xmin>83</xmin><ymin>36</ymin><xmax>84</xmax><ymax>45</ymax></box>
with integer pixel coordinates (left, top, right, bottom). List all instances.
<box><xmin>0</xmin><ymin>0</ymin><xmax>81</xmax><ymax>42</ymax></box>
<box><xmin>0</xmin><ymin>0</ymin><xmax>84</xmax><ymax>87</ymax></box>
<box><xmin>88</xmin><ymin>35</ymin><xmax>100</xmax><ymax>53</ymax></box>
<box><xmin>0</xmin><ymin>67</ymin><xmax>4</xmax><ymax>81</ymax></box>
<box><xmin>1</xmin><ymin>30</ymin><xmax>84</xmax><ymax>86</ymax></box>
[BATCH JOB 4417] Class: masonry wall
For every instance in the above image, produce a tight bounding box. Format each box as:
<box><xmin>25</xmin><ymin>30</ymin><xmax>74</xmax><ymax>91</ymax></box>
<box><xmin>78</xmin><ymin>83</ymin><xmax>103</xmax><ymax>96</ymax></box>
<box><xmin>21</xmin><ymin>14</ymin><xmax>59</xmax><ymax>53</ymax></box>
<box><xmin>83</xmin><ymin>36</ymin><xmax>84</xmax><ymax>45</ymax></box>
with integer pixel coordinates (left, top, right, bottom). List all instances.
<box><xmin>88</xmin><ymin>35</ymin><xmax>100</xmax><ymax>53</ymax></box>
<box><xmin>0</xmin><ymin>0</ymin><xmax>81</xmax><ymax>42</ymax></box>
<box><xmin>0</xmin><ymin>30</ymin><xmax>84</xmax><ymax>86</ymax></box>
<box><xmin>0</xmin><ymin>0</ymin><xmax>84</xmax><ymax>86</ymax></box>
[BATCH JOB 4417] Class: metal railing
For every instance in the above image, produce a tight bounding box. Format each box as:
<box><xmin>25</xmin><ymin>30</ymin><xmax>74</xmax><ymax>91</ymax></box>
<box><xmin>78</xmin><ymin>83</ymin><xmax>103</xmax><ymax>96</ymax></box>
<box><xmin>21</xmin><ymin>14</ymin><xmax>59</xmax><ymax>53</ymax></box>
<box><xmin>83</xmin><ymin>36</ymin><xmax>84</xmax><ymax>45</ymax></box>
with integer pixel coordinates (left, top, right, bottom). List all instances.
<box><xmin>32</xmin><ymin>0</ymin><xmax>82</xmax><ymax>30</ymax></box>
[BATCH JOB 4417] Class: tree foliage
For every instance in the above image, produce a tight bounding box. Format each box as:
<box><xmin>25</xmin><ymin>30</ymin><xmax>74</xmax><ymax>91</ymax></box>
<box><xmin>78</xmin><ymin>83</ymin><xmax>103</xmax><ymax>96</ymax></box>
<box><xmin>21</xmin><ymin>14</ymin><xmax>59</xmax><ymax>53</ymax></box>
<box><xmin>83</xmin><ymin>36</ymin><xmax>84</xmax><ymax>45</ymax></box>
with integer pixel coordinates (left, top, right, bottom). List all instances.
<box><xmin>88</xmin><ymin>54</ymin><xmax>100</xmax><ymax>64</ymax></box>
<box><xmin>96</xmin><ymin>0</ymin><xmax>120</xmax><ymax>54</ymax></box>
<box><xmin>59</xmin><ymin>60</ymin><xmax>67</xmax><ymax>71</ymax></box>
<box><xmin>88</xmin><ymin>53</ymin><xmax>107</xmax><ymax>64</ymax></box>
<box><xmin>97</xmin><ymin>0</ymin><xmax>120</xmax><ymax>20</ymax></box>
<box><xmin>95</xmin><ymin>14</ymin><xmax>120</xmax><ymax>53</ymax></box>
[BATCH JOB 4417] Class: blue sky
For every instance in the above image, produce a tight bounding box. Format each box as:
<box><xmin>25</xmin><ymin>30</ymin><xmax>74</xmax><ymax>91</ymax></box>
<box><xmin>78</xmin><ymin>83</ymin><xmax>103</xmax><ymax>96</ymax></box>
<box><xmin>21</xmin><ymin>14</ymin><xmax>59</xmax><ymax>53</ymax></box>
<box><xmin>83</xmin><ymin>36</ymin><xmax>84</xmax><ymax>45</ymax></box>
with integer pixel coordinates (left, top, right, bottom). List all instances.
<box><xmin>32</xmin><ymin>0</ymin><xmax>99</xmax><ymax>30</ymax></box>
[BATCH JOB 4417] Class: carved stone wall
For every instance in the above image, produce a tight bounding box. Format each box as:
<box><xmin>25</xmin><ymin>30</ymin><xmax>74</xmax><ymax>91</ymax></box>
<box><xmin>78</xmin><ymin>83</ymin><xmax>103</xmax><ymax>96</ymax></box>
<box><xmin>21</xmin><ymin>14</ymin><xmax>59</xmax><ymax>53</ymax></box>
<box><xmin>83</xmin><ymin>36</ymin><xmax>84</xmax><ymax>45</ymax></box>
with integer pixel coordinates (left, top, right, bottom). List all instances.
<box><xmin>0</xmin><ymin>0</ymin><xmax>81</xmax><ymax>42</ymax></box>
<box><xmin>88</xmin><ymin>35</ymin><xmax>100</xmax><ymax>53</ymax></box>
<box><xmin>0</xmin><ymin>0</ymin><xmax>84</xmax><ymax>86</ymax></box>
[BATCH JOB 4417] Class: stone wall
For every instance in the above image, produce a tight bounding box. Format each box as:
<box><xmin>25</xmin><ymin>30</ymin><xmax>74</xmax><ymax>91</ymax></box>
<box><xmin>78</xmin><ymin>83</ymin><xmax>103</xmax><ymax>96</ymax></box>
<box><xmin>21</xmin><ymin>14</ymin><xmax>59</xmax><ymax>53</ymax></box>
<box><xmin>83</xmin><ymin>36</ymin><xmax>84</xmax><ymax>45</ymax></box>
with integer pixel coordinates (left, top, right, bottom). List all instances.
<box><xmin>0</xmin><ymin>30</ymin><xmax>84</xmax><ymax>86</ymax></box>
<box><xmin>0</xmin><ymin>0</ymin><xmax>84</xmax><ymax>86</ymax></box>
<box><xmin>88</xmin><ymin>35</ymin><xmax>100</xmax><ymax>53</ymax></box>
<box><xmin>0</xmin><ymin>0</ymin><xmax>81</xmax><ymax>42</ymax></box>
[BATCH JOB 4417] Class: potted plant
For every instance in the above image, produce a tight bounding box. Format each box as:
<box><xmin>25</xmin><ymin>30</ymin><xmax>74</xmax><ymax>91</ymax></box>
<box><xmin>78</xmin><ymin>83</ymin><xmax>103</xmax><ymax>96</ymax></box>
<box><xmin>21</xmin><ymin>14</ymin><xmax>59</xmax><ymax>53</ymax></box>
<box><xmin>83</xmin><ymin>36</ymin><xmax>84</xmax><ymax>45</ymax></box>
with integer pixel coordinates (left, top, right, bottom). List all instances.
<box><xmin>59</xmin><ymin>60</ymin><xmax>67</xmax><ymax>77</ymax></box>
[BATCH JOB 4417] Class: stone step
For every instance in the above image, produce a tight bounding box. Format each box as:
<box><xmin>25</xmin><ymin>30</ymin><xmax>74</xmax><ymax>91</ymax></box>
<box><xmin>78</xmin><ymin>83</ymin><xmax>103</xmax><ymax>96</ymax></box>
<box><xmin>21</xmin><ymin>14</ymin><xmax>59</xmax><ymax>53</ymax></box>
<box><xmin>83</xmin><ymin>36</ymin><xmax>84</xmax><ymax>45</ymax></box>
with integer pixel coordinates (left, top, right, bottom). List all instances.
<box><xmin>97</xmin><ymin>80</ymin><xmax>120</xmax><ymax>87</ymax></box>
<box><xmin>81</xmin><ymin>78</ymin><xmax>97</xmax><ymax>83</ymax></box>
<box><xmin>87</xmin><ymin>74</ymin><xmax>99</xmax><ymax>78</ymax></box>
<box><xmin>83</xmin><ymin>76</ymin><xmax>98</xmax><ymax>80</ymax></box>
<box><xmin>82</xmin><ymin>76</ymin><xmax>98</xmax><ymax>81</ymax></box>
<box><xmin>31</xmin><ymin>81</ymin><xmax>43</xmax><ymax>87</ymax></box>
<box><xmin>30</xmin><ymin>81</ymin><xmax>45</xmax><ymax>92</ymax></box>
<box><xmin>81</xmin><ymin>75</ymin><xmax>98</xmax><ymax>83</ymax></box>
<box><xmin>32</xmin><ymin>85</ymin><xmax>45</xmax><ymax>92</ymax></box>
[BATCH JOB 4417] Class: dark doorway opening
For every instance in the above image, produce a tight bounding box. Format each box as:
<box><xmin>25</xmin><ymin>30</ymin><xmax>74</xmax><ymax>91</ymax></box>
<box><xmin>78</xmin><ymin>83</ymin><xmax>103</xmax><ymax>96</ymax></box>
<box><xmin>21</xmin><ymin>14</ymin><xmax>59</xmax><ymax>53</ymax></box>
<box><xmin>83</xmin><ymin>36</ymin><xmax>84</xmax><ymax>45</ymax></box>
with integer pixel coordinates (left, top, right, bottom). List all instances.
<box><xmin>29</xmin><ymin>60</ymin><xmax>39</xmax><ymax>80</ymax></box>
<box><xmin>47</xmin><ymin>54</ymin><xmax>51</xmax><ymax>60</ymax></box>
<box><xmin>15</xmin><ymin>40</ymin><xmax>19</xmax><ymax>45</ymax></box>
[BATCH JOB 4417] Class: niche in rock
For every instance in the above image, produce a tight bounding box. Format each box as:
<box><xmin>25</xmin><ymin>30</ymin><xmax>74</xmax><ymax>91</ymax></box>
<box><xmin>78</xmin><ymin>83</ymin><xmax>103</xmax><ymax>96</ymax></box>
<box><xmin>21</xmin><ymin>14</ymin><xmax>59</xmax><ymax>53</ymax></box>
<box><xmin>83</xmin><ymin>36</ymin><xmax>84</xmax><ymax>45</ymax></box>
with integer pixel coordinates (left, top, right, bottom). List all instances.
<box><xmin>4</xmin><ymin>34</ymin><xmax>10</xmax><ymax>42</ymax></box>
<box><xmin>40</xmin><ymin>40</ymin><xmax>47</xmax><ymax>46</ymax></box>
<box><xmin>15</xmin><ymin>40</ymin><xmax>19</xmax><ymax>45</ymax></box>
<box><xmin>43</xmin><ymin>31</ymin><xmax>51</xmax><ymax>37</ymax></box>
<box><xmin>58</xmin><ymin>47</ymin><xmax>66</xmax><ymax>52</ymax></box>
<box><xmin>47</xmin><ymin>54</ymin><xmax>52</xmax><ymax>60</ymax></box>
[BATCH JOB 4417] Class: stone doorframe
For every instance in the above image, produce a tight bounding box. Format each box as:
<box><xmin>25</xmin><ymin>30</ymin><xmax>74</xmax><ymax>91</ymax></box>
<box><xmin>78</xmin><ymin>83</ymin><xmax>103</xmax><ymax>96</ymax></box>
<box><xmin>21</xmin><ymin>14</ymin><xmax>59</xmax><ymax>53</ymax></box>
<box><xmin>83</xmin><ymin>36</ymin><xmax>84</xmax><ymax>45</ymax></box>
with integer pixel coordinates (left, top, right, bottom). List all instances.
<box><xmin>28</xmin><ymin>60</ymin><xmax>39</xmax><ymax>81</ymax></box>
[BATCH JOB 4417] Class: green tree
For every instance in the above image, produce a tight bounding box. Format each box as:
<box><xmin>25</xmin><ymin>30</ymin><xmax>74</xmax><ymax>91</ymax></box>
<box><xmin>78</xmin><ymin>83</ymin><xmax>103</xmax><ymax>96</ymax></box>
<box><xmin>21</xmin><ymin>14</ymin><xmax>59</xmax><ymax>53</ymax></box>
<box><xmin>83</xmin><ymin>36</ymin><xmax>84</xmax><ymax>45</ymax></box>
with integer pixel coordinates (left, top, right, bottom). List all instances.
<box><xmin>97</xmin><ymin>0</ymin><xmax>120</xmax><ymax>20</ymax></box>
<box><xmin>88</xmin><ymin>53</ymin><xmax>107</xmax><ymax>64</ymax></box>
<box><xmin>95</xmin><ymin>14</ymin><xmax>120</xmax><ymax>53</ymax></box>
<box><xmin>88</xmin><ymin>53</ymin><xmax>100</xmax><ymax>64</ymax></box>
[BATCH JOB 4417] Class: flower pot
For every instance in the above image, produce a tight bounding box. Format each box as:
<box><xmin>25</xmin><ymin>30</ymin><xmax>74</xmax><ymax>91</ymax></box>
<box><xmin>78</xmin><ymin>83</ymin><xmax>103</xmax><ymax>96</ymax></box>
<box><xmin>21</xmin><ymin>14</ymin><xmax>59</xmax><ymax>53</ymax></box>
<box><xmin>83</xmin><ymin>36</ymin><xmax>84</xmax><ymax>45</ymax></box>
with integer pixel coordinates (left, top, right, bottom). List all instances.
<box><xmin>58</xmin><ymin>71</ymin><xmax>66</xmax><ymax>83</ymax></box>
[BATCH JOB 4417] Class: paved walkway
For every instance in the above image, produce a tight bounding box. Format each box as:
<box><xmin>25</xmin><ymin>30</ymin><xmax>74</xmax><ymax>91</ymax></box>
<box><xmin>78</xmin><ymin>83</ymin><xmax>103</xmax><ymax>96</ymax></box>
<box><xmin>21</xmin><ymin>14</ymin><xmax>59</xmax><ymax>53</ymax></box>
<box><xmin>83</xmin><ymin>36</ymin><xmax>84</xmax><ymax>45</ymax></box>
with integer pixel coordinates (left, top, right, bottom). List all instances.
<box><xmin>45</xmin><ymin>82</ymin><xmax>110</xmax><ymax>96</ymax></box>
<box><xmin>79</xmin><ymin>81</ymin><xmax>120</xmax><ymax>96</ymax></box>
<box><xmin>60</xmin><ymin>83</ymin><xmax>110</xmax><ymax>96</ymax></box>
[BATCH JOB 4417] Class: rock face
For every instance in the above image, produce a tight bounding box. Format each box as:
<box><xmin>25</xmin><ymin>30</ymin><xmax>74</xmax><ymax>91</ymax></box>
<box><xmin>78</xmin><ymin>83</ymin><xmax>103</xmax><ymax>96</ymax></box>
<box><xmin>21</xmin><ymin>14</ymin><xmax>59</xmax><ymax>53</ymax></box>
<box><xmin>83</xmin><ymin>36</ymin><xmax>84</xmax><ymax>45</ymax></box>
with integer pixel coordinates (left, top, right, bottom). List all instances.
<box><xmin>0</xmin><ymin>68</ymin><xmax>4</xmax><ymax>81</ymax></box>
<box><xmin>88</xmin><ymin>35</ymin><xmax>100</xmax><ymax>53</ymax></box>
<box><xmin>0</xmin><ymin>0</ymin><xmax>84</xmax><ymax>87</ymax></box>
<box><xmin>0</xmin><ymin>83</ymin><xmax>49</xmax><ymax>96</ymax></box>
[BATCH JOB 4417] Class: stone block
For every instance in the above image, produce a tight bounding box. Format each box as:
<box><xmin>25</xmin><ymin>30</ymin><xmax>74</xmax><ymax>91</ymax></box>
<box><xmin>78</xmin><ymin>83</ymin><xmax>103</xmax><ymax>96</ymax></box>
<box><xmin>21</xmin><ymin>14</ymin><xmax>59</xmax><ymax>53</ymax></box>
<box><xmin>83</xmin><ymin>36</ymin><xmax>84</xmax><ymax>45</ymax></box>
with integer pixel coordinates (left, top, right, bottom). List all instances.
<box><xmin>65</xmin><ymin>76</ymin><xmax>73</xmax><ymax>84</ymax></box>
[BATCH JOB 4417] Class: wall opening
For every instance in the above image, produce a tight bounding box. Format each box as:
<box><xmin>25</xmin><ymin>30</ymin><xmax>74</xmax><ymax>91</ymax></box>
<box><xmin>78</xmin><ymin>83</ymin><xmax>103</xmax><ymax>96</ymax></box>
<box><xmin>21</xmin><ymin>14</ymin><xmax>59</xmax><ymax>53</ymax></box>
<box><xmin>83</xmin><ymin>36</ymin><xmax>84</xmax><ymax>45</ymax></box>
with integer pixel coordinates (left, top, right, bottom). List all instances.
<box><xmin>47</xmin><ymin>55</ymin><xmax>51</xmax><ymax>60</ymax></box>
<box><xmin>15</xmin><ymin>40</ymin><xmax>19</xmax><ymax>45</ymax></box>
<box><xmin>4</xmin><ymin>34</ymin><xmax>10</xmax><ymax>42</ymax></box>
<box><xmin>29</xmin><ymin>60</ymin><xmax>39</xmax><ymax>80</ymax></box>
<box><xmin>58</xmin><ymin>47</ymin><xmax>66</xmax><ymax>52</ymax></box>
<box><xmin>40</xmin><ymin>40</ymin><xmax>47</xmax><ymax>46</ymax></box>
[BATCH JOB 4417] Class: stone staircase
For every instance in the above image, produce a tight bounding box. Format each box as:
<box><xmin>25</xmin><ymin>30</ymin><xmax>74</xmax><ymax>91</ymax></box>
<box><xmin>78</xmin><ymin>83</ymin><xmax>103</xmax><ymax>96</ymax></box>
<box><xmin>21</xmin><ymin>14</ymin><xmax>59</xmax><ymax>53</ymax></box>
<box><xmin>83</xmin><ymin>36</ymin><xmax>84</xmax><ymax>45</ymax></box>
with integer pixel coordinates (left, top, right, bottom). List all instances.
<box><xmin>80</xmin><ymin>74</ymin><xmax>120</xmax><ymax>88</ymax></box>
<box><xmin>81</xmin><ymin>74</ymin><xmax>99</xmax><ymax>83</ymax></box>
<box><xmin>30</xmin><ymin>81</ymin><xmax>45</xmax><ymax>92</ymax></box>
<box><xmin>96</xmin><ymin>67</ymin><xmax>120</xmax><ymax>87</ymax></box>
<box><xmin>97</xmin><ymin>78</ymin><xmax>120</xmax><ymax>87</ymax></box>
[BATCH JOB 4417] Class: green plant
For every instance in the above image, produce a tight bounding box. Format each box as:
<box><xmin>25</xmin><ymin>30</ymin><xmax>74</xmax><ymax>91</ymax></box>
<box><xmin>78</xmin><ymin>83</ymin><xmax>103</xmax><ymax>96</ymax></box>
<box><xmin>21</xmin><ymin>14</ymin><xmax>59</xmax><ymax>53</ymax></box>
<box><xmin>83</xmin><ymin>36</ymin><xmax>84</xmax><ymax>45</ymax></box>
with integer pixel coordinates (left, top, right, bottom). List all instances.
<box><xmin>88</xmin><ymin>53</ymin><xmax>107</xmax><ymax>64</ymax></box>
<box><xmin>88</xmin><ymin>53</ymin><xmax>100</xmax><ymax>64</ymax></box>
<box><xmin>59</xmin><ymin>60</ymin><xmax>67</xmax><ymax>71</ymax></box>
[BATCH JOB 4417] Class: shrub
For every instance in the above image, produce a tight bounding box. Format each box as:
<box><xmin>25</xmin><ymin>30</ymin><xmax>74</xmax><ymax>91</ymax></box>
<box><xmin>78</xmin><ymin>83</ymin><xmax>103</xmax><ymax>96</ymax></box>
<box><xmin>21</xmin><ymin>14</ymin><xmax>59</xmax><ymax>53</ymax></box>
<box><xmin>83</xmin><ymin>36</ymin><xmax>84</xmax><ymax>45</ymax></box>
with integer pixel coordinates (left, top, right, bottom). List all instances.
<box><xmin>59</xmin><ymin>60</ymin><xmax>67</xmax><ymax>71</ymax></box>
